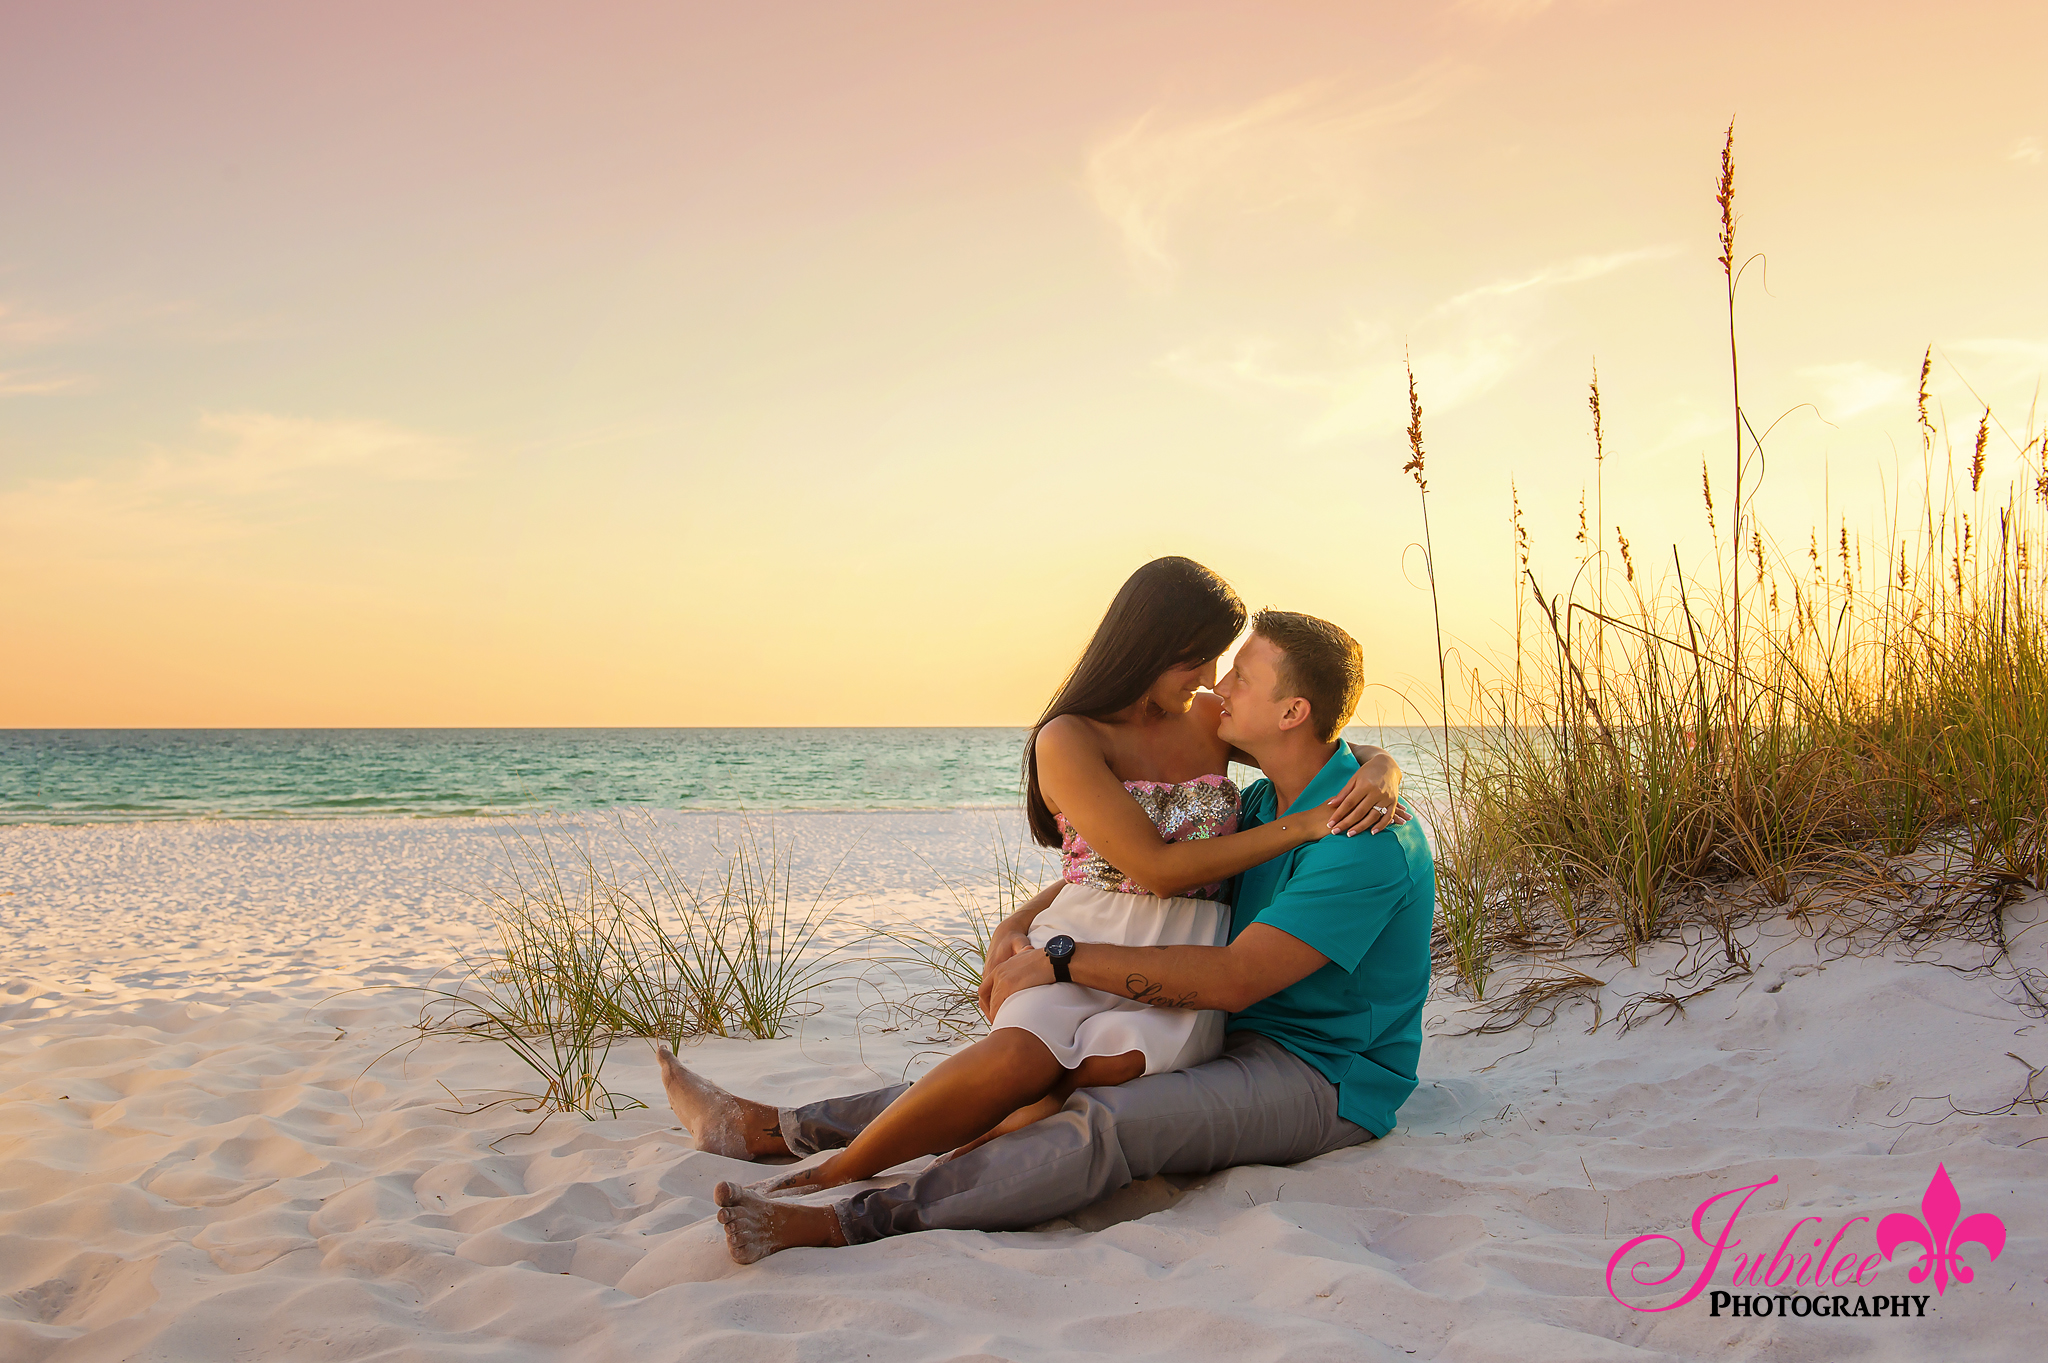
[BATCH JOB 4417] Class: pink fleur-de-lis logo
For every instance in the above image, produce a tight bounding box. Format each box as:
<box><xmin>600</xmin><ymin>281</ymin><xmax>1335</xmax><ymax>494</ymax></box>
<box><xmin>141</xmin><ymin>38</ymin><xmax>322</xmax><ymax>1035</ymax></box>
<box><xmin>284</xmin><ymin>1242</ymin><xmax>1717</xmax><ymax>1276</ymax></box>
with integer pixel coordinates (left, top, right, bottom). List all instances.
<box><xmin>1876</xmin><ymin>1164</ymin><xmax>2006</xmax><ymax>1295</ymax></box>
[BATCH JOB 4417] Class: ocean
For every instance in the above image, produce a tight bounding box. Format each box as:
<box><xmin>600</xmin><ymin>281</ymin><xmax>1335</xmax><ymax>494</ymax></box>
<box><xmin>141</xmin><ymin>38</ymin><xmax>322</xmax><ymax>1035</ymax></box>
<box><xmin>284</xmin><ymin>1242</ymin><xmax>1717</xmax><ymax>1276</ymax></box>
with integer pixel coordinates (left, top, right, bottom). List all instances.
<box><xmin>0</xmin><ymin>728</ymin><xmax>1445</xmax><ymax>823</ymax></box>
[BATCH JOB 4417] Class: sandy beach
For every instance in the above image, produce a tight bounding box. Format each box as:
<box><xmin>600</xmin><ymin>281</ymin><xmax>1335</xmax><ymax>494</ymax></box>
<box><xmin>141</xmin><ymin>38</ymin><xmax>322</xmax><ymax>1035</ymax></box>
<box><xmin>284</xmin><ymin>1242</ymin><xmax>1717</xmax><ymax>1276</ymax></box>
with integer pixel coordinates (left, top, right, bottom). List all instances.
<box><xmin>3</xmin><ymin>811</ymin><xmax>2044</xmax><ymax>1361</ymax></box>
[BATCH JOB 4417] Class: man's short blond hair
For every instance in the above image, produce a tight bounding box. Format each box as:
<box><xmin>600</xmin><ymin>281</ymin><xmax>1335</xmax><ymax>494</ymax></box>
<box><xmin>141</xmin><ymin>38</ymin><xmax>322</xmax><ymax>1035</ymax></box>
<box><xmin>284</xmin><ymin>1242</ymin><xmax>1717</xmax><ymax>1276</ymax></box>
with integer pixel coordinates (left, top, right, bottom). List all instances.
<box><xmin>1252</xmin><ymin>609</ymin><xmax>1363</xmax><ymax>742</ymax></box>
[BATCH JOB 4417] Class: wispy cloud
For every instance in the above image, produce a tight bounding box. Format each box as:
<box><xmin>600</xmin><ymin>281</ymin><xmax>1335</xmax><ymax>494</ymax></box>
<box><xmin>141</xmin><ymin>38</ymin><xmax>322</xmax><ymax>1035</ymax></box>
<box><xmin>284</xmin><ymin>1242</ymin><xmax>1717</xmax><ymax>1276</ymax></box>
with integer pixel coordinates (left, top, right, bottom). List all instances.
<box><xmin>1455</xmin><ymin>0</ymin><xmax>1565</xmax><ymax>20</ymax></box>
<box><xmin>1946</xmin><ymin>338</ymin><xmax>2048</xmax><ymax>362</ymax></box>
<box><xmin>0</xmin><ymin>368</ymin><xmax>94</xmax><ymax>398</ymax></box>
<box><xmin>134</xmin><ymin>411</ymin><xmax>464</xmax><ymax>495</ymax></box>
<box><xmin>2011</xmin><ymin>136</ymin><xmax>2043</xmax><ymax>167</ymax></box>
<box><xmin>1</xmin><ymin>299</ymin><xmax>99</xmax><ymax>396</ymax></box>
<box><xmin>1160</xmin><ymin>245</ymin><xmax>1675</xmax><ymax>441</ymax></box>
<box><xmin>0</xmin><ymin>301</ymin><xmax>87</xmax><ymax>348</ymax></box>
<box><xmin>0</xmin><ymin>411</ymin><xmax>467</xmax><ymax>549</ymax></box>
<box><xmin>1931</xmin><ymin>339</ymin><xmax>2048</xmax><ymax>436</ymax></box>
<box><xmin>1439</xmin><ymin>245</ymin><xmax>1682</xmax><ymax>310</ymax></box>
<box><xmin>1454</xmin><ymin>0</ymin><xmax>1632</xmax><ymax>22</ymax></box>
<box><xmin>1941</xmin><ymin>339</ymin><xmax>2048</xmax><ymax>398</ymax></box>
<box><xmin>1635</xmin><ymin>409</ymin><xmax>1729</xmax><ymax>465</ymax></box>
<box><xmin>1084</xmin><ymin>71</ymin><xmax>1459</xmax><ymax>289</ymax></box>
<box><xmin>1162</xmin><ymin>324</ymin><xmax>1528</xmax><ymax>443</ymax></box>
<box><xmin>1309</xmin><ymin>333</ymin><xmax>1531</xmax><ymax>444</ymax></box>
<box><xmin>1800</xmin><ymin>361</ymin><xmax>1907</xmax><ymax>421</ymax></box>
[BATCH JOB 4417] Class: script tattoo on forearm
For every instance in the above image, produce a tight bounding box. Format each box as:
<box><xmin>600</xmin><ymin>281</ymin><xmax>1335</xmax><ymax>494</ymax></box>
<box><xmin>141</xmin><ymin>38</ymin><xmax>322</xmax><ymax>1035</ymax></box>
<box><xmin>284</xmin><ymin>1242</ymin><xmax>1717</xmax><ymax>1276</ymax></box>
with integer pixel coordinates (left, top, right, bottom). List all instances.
<box><xmin>1124</xmin><ymin>973</ymin><xmax>1199</xmax><ymax>1009</ymax></box>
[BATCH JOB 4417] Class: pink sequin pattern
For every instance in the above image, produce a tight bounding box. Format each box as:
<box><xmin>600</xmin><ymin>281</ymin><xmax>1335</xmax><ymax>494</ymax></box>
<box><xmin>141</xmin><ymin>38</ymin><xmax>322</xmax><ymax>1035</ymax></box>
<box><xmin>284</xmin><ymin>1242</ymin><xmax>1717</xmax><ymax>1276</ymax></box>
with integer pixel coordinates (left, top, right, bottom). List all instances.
<box><xmin>1055</xmin><ymin>773</ymin><xmax>1241</xmax><ymax>900</ymax></box>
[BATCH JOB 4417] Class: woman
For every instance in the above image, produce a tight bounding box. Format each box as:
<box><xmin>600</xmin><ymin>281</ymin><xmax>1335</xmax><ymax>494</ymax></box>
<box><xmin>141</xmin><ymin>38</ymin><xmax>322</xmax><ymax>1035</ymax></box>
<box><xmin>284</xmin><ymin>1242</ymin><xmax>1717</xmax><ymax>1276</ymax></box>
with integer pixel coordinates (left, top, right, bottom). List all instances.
<box><xmin>747</xmin><ymin>556</ymin><xmax>1402</xmax><ymax>1195</ymax></box>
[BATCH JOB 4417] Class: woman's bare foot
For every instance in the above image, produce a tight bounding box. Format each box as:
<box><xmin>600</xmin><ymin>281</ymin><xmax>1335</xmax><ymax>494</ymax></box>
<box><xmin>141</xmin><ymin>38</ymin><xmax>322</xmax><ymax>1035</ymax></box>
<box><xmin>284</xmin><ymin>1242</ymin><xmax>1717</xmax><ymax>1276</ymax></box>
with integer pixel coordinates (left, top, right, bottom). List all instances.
<box><xmin>747</xmin><ymin>1161</ymin><xmax>842</xmax><ymax>1198</ymax></box>
<box><xmin>714</xmin><ymin>1181</ymin><xmax>847</xmax><ymax>1263</ymax></box>
<box><xmin>934</xmin><ymin>1093</ymin><xmax>1065</xmax><ymax>1165</ymax></box>
<box><xmin>656</xmin><ymin>1045</ymin><xmax>788</xmax><ymax>1158</ymax></box>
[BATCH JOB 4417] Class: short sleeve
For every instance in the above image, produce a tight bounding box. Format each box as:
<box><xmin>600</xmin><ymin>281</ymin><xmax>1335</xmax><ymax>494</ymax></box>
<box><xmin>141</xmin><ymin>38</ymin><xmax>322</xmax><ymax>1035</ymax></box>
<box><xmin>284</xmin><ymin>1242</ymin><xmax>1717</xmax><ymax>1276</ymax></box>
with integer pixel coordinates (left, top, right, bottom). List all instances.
<box><xmin>1248</xmin><ymin>836</ymin><xmax>1411</xmax><ymax>972</ymax></box>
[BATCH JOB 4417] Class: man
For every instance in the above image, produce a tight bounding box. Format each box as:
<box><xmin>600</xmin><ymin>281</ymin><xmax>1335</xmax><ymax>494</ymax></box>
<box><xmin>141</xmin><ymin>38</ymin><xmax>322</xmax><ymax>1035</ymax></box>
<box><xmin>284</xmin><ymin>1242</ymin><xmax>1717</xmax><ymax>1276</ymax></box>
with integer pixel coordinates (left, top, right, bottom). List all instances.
<box><xmin>659</xmin><ymin>609</ymin><xmax>1436</xmax><ymax>1263</ymax></box>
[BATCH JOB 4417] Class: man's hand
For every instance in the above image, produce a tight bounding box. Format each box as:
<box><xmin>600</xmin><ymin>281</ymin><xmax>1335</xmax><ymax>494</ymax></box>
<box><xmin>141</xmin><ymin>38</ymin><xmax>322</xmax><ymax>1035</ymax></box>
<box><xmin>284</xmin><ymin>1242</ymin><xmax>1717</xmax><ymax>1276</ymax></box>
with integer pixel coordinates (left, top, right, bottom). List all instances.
<box><xmin>1326</xmin><ymin>753</ymin><xmax>1410</xmax><ymax>835</ymax></box>
<box><xmin>977</xmin><ymin>930</ymin><xmax>1036</xmax><ymax>1019</ymax></box>
<box><xmin>981</xmin><ymin>945</ymin><xmax>1056</xmax><ymax>1021</ymax></box>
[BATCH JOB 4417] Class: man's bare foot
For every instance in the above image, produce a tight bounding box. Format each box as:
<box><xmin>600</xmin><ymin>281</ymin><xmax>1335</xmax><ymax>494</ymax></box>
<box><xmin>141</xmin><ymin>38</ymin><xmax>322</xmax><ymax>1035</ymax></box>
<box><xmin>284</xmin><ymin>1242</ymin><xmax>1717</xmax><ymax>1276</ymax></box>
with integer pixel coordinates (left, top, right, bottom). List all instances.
<box><xmin>657</xmin><ymin>1045</ymin><xmax>787</xmax><ymax>1159</ymax></box>
<box><xmin>714</xmin><ymin>1181</ymin><xmax>847</xmax><ymax>1263</ymax></box>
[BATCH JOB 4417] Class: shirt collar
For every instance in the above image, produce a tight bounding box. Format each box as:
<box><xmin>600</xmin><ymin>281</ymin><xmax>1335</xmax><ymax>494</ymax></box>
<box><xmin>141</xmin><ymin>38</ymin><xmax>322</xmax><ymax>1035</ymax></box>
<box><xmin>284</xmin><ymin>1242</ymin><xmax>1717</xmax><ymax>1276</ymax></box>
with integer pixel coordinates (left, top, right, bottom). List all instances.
<box><xmin>1280</xmin><ymin>741</ymin><xmax>1356</xmax><ymax>816</ymax></box>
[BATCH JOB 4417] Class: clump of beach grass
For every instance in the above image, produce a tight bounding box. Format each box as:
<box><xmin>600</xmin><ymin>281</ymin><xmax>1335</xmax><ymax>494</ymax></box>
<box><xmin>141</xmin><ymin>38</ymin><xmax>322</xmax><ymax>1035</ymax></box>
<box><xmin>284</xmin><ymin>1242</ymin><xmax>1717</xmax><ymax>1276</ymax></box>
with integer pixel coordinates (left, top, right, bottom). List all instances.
<box><xmin>412</xmin><ymin>814</ymin><xmax>859</xmax><ymax>1123</ymax></box>
<box><xmin>1408</xmin><ymin>123</ymin><xmax>2048</xmax><ymax>1012</ymax></box>
<box><xmin>862</xmin><ymin>822</ymin><xmax>1051</xmax><ymax>1041</ymax></box>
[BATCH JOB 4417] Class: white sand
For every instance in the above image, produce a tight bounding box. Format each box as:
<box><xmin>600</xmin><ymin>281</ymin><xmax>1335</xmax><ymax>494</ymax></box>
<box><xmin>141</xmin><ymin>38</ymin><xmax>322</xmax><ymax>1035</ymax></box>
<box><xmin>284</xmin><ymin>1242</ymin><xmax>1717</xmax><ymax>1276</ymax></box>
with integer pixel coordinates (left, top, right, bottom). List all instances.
<box><xmin>3</xmin><ymin>812</ymin><xmax>2044</xmax><ymax>1361</ymax></box>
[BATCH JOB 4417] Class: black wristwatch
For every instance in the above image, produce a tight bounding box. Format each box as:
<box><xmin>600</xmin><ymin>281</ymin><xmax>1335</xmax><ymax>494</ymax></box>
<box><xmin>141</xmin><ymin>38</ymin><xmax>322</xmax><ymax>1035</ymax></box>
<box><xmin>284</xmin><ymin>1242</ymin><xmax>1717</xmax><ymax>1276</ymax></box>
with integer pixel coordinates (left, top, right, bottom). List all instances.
<box><xmin>1044</xmin><ymin>934</ymin><xmax>1076</xmax><ymax>984</ymax></box>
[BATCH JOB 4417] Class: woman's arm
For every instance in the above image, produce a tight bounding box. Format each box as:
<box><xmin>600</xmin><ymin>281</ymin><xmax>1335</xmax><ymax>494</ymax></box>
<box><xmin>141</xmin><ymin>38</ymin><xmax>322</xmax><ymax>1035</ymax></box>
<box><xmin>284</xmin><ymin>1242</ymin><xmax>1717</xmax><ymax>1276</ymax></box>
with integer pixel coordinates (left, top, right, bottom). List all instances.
<box><xmin>1330</xmin><ymin>743</ymin><xmax>1407</xmax><ymax>835</ymax></box>
<box><xmin>978</xmin><ymin>881</ymin><xmax>1059</xmax><ymax>1018</ymax></box>
<box><xmin>1224</xmin><ymin>739</ymin><xmax>1409</xmax><ymax>836</ymax></box>
<box><xmin>987</xmin><ymin>884</ymin><xmax>1054</xmax><ymax>963</ymax></box>
<box><xmin>1037</xmin><ymin>719</ymin><xmax>1327</xmax><ymax>900</ymax></box>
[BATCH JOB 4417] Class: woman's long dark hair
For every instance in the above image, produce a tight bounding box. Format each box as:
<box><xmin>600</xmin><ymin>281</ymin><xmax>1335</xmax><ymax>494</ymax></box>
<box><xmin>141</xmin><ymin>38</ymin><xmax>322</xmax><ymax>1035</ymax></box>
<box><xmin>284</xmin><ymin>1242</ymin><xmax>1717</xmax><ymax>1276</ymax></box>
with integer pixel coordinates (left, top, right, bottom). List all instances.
<box><xmin>1023</xmin><ymin>556</ymin><xmax>1246</xmax><ymax>847</ymax></box>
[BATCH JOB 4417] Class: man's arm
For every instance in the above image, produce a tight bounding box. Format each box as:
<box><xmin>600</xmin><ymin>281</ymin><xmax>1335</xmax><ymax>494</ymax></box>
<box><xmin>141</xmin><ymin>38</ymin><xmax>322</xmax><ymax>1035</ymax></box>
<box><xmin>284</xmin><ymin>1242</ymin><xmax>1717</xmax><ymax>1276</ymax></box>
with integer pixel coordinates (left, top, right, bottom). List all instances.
<box><xmin>985</xmin><ymin>925</ymin><xmax>1327</xmax><ymax>1018</ymax></box>
<box><xmin>987</xmin><ymin>832</ymin><xmax>1413</xmax><ymax>1019</ymax></box>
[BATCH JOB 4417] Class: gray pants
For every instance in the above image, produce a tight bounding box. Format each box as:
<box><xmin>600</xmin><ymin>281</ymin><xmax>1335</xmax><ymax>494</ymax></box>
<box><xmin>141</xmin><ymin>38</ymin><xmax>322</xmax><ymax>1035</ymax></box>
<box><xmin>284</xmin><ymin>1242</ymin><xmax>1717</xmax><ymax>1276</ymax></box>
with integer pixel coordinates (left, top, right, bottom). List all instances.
<box><xmin>777</xmin><ymin>1030</ymin><xmax>1372</xmax><ymax>1244</ymax></box>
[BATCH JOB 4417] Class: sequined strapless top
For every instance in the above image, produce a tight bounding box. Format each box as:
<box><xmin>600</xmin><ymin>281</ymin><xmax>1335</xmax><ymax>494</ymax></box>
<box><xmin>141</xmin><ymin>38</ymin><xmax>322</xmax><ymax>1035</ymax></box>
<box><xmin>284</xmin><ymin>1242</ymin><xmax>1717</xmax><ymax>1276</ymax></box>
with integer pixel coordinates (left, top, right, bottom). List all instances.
<box><xmin>1055</xmin><ymin>773</ymin><xmax>1241</xmax><ymax>901</ymax></box>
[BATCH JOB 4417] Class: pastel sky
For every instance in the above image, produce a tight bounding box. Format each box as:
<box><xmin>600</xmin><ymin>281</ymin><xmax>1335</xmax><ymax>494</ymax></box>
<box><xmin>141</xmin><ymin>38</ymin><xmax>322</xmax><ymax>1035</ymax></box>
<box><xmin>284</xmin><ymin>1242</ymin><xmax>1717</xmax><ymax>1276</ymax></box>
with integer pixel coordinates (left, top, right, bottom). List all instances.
<box><xmin>4</xmin><ymin>1</ymin><xmax>2044</xmax><ymax>726</ymax></box>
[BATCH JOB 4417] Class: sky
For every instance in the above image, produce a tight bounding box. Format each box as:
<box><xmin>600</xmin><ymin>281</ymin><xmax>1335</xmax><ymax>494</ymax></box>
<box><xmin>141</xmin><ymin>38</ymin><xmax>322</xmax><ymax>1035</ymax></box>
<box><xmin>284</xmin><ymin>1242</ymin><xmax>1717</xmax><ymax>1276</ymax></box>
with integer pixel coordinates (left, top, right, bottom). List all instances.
<box><xmin>3</xmin><ymin>0</ymin><xmax>2044</xmax><ymax>727</ymax></box>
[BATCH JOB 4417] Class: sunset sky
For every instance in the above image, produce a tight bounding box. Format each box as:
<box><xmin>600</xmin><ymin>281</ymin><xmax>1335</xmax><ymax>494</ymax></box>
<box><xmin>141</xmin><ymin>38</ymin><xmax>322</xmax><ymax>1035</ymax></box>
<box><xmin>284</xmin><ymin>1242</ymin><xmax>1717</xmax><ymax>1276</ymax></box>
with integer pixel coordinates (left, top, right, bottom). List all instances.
<box><xmin>4</xmin><ymin>1</ymin><xmax>2044</xmax><ymax>726</ymax></box>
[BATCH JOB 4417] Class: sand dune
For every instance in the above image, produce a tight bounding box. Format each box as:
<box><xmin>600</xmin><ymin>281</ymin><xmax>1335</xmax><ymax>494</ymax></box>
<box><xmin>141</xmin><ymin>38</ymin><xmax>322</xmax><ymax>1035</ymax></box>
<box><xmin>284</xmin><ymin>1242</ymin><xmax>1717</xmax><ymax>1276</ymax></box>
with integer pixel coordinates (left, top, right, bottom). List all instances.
<box><xmin>3</xmin><ymin>814</ymin><xmax>2043</xmax><ymax>1360</ymax></box>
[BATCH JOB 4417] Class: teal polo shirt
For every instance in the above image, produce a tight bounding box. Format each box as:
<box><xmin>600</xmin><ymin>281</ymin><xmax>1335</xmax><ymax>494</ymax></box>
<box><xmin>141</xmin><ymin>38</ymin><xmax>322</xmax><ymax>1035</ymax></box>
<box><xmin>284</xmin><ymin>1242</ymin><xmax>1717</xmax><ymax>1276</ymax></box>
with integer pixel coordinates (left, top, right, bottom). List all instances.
<box><xmin>1225</xmin><ymin>743</ymin><xmax>1436</xmax><ymax>1137</ymax></box>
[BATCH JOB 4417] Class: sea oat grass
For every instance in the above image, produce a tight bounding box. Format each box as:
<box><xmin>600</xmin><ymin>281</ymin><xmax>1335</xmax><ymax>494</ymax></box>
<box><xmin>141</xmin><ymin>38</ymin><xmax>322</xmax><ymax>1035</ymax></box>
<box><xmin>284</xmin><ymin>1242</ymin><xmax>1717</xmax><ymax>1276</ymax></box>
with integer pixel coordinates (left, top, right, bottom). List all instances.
<box><xmin>1410</xmin><ymin>127</ymin><xmax>2048</xmax><ymax>1002</ymax></box>
<box><xmin>406</xmin><ymin>816</ymin><xmax>863</xmax><ymax>1122</ymax></box>
<box><xmin>1421</xmin><ymin>447</ymin><xmax>2048</xmax><ymax>1000</ymax></box>
<box><xmin>868</xmin><ymin>823</ymin><xmax>1050</xmax><ymax>1036</ymax></box>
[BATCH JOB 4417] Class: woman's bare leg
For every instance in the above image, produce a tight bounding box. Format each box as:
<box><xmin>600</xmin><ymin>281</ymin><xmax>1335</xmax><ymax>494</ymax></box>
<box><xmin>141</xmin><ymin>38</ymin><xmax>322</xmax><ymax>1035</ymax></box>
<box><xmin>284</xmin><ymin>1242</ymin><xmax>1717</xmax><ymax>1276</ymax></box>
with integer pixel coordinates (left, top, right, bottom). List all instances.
<box><xmin>657</xmin><ymin>1045</ymin><xmax>791</xmax><ymax>1158</ymax></box>
<box><xmin>941</xmin><ymin>1094</ymin><xmax>1066</xmax><ymax>1162</ymax></box>
<box><xmin>1066</xmin><ymin>1050</ymin><xmax>1146</xmax><ymax>1090</ymax></box>
<box><xmin>938</xmin><ymin>1049</ymin><xmax>1145</xmax><ymax>1163</ymax></box>
<box><xmin>756</xmin><ymin>1028</ymin><xmax>1067</xmax><ymax>1195</ymax></box>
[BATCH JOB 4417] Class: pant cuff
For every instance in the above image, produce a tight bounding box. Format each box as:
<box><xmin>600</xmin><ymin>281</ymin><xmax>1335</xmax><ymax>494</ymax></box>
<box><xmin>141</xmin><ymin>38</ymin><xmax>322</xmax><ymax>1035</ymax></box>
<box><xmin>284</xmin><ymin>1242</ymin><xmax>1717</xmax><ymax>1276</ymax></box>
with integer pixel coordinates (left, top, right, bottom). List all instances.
<box><xmin>831</xmin><ymin>1196</ymin><xmax>867</xmax><ymax>1245</ymax></box>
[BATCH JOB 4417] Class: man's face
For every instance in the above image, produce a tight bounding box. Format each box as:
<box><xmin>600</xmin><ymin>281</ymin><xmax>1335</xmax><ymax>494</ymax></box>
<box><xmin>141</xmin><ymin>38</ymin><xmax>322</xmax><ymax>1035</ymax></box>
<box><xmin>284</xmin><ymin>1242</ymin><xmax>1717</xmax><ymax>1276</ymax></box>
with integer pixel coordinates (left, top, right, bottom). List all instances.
<box><xmin>1214</xmin><ymin>634</ymin><xmax>1296</xmax><ymax>747</ymax></box>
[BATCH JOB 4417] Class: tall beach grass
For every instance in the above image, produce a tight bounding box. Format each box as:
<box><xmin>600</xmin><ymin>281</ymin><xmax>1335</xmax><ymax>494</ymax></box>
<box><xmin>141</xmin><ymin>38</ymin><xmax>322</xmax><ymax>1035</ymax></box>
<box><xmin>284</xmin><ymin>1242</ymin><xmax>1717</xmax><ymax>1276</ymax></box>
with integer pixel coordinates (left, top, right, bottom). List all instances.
<box><xmin>415</xmin><ymin>815</ymin><xmax>857</xmax><ymax>1120</ymax></box>
<box><xmin>1414</xmin><ymin>125</ymin><xmax>2048</xmax><ymax>1008</ymax></box>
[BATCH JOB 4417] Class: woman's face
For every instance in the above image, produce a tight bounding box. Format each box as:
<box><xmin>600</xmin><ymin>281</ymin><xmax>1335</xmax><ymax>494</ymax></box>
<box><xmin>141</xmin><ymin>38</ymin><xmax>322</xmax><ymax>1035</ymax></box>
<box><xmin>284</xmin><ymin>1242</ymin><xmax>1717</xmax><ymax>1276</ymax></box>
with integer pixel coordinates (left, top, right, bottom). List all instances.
<box><xmin>1147</xmin><ymin>655</ymin><xmax>1219</xmax><ymax>715</ymax></box>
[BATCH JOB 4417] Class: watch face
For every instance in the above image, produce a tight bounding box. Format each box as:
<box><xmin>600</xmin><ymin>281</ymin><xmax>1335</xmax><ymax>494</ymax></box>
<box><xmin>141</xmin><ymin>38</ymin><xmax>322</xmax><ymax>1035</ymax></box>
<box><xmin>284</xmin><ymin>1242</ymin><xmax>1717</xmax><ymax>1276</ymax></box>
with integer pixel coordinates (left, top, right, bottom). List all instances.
<box><xmin>1046</xmin><ymin>934</ymin><xmax>1075</xmax><ymax>959</ymax></box>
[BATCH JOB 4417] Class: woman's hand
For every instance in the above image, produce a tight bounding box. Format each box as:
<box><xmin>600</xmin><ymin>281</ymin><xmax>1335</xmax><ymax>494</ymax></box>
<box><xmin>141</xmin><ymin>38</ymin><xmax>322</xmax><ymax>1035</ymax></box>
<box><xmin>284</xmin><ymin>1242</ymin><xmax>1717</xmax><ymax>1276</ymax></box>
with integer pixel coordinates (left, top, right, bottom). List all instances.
<box><xmin>1325</xmin><ymin>749</ymin><xmax>1410</xmax><ymax>836</ymax></box>
<box><xmin>978</xmin><ymin>929</ymin><xmax>1034</xmax><ymax>1020</ymax></box>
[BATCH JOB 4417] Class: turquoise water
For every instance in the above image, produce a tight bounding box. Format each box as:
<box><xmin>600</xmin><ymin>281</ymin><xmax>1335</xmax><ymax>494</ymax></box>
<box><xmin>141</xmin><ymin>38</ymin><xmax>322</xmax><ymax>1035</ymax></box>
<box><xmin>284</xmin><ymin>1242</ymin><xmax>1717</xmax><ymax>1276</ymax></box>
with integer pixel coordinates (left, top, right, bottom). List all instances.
<box><xmin>0</xmin><ymin>728</ymin><xmax>1444</xmax><ymax>823</ymax></box>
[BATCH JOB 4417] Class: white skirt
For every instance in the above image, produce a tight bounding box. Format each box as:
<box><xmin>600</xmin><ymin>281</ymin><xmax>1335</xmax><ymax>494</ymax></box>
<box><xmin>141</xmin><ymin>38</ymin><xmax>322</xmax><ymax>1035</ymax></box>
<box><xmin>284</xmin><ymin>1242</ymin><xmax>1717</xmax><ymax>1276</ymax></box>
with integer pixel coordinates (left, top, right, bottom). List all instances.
<box><xmin>990</xmin><ymin>883</ymin><xmax>1229</xmax><ymax>1076</ymax></box>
